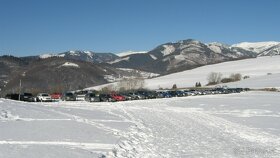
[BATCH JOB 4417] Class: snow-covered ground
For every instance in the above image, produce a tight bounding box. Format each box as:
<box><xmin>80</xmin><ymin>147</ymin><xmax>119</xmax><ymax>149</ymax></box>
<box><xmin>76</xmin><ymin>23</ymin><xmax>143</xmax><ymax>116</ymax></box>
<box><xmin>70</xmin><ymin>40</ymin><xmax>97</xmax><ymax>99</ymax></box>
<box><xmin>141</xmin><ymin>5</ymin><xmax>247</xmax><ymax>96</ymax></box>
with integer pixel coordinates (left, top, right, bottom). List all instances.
<box><xmin>1</xmin><ymin>91</ymin><xmax>280</xmax><ymax>157</ymax></box>
<box><xmin>219</xmin><ymin>73</ymin><xmax>280</xmax><ymax>89</ymax></box>
<box><xmin>144</xmin><ymin>56</ymin><xmax>280</xmax><ymax>89</ymax></box>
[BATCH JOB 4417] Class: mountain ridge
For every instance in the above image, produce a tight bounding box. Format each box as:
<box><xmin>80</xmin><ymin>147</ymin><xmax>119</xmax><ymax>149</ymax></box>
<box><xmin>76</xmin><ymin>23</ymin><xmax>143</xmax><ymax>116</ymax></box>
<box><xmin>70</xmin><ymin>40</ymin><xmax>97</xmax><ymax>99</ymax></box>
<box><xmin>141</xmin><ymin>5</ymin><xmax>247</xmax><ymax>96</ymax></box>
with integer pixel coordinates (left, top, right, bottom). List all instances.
<box><xmin>109</xmin><ymin>39</ymin><xmax>259</xmax><ymax>74</ymax></box>
<box><xmin>1</xmin><ymin>39</ymin><xmax>280</xmax><ymax>95</ymax></box>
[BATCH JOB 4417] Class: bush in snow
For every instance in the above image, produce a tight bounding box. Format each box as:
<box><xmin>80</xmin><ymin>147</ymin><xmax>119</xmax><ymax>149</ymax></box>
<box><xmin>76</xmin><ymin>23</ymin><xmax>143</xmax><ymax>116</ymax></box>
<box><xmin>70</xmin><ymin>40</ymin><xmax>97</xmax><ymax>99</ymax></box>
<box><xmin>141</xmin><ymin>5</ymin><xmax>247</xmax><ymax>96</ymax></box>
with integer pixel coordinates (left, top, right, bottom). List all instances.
<box><xmin>229</xmin><ymin>73</ymin><xmax>242</xmax><ymax>81</ymax></box>
<box><xmin>243</xmin><ymin>75</ymin><xmax>250</xmax><ymax>79</ymax></box>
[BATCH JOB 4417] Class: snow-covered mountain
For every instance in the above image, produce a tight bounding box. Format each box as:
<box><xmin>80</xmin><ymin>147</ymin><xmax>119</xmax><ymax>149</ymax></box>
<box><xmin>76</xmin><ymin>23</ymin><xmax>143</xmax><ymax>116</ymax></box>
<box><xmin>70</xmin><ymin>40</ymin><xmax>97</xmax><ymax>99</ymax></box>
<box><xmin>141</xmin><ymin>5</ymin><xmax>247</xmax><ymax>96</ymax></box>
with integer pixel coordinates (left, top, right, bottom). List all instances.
<box><xmin>232</xmin><ymin>41</ymin><xmax>280</xmax><ymax>56</ymax></box>
<box><xmin>39</xmin><ymin>50</ymin><xmax>119</xmax><ymax>63</ymax></box>
<box><xmin>110</xmin><ymin>39</ymin><xmax>256</xmax><ymax>74</ymax></box>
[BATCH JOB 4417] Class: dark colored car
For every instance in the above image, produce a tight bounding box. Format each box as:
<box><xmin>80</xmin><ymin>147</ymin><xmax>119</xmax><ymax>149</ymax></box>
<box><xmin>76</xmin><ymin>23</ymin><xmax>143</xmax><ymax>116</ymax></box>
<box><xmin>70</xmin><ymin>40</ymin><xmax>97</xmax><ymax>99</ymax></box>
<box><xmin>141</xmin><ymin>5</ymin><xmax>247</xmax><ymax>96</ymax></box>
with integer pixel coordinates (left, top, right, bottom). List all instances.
<box><xmin>145</xmin><ymin>91</ymin><xmax>157</xmax><ymax>99</ymax></box>
<box><xmin>5</xmin><ymin>93</ymin><xmax>20</xmax><ymax>100</ymax></box>
<box><xmin>128</xmin><ymin>92</ymin><xmax>144</xmax><ymax>100</ymax></box>
<box><xmin>119</xmin><ymin>93</ymin><xmax>132</xmax><ymax>100</ymax></box>
<box><xmin>21</xmin><ymin>93</ymin><xmax>35</xmax><ymax>102</ymax></box>
<box><xmin>99</xmin><ymin>94</ymin><xmax>115</xmax><ymax>102</ymax></box>
<box><xmin>169</xmin><ymin>91</ymin><xmax>185</xmax><ymax>97</ymax></box>
<box><xmin>62</xmin><ymin>92</ymin><xmax>76</xmax><ymax>101</ymax></box>
<box><xmin>156</xmin><ymin>91</ymin><xmax>172</xmax><ymax>98</ymax></box>
<box><xmin>85</xmin><ymin>93</ymin><xmax>101</xmax><ymax>102</ymax></box>
<box><xmin>136</xmin><ymin>91</ymin><xmax>151</xmax><ymax>99</ymax></box>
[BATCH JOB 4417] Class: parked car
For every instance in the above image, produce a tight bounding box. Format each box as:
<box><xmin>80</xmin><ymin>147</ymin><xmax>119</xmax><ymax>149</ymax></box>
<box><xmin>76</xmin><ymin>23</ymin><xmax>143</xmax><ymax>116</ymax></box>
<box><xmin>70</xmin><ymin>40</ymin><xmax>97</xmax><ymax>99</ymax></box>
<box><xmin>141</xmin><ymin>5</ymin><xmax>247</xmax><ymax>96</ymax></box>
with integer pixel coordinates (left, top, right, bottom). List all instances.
<box><xmin>21</xmin><ymin>93</ymin><xmax>35</xmax><ymax>102</ymax></box>
<box><xmin>5</xmin><ymin>93</ymin><xmax>20</xmax><ymax>100</ymax></box>
<box><xmin>169</xmin><ymin>90</ymin><xmax>185</xmax><ymax>97</ymax></box>
<box><xmin>74</xmin><ymin>91</ymin><xmax>87</xmax><ymax>101</ymax></box>
<box><xmin>37</xmin><ymin>93</ymin><xmax>52</xmax><ymax>102</ymax></box>
<box><xmin>110</xmin><ymin>93</ymin><xmax>126</xmax><ymax>101</ymax></box>
<box><xmin>127</xmin><ymin>92</ymin><xmax>143</xmax><ymax>100</ymax></box>
<box><xmin>62</xmin><ymin>92</ymin><xmax>76</xmax><ymax>101</ymax></box>
<box><xmin>156</xmin><ymin>91</ymin><xmax>172</xmax><ymax>98</ymax></box>
<box><xmin>119</xmin><ymin>93</ymin><xmax>132</xmax><ymax>100</ymax></box>
<box><xmin>145</xmin><ymin>91</ymin><xmax>157</xmax><ymax>99</ymax></box>
<box><xmin>50</xmin><ymin>93</ymin><xmax>62</xmax><ymax>100</ymax></box>
<box><xmin>99</xmin><ymin>94</ymin><xmax>114</xmax><ymax>102</ymax></box>
<box><xmin>85</xmin><ymin>93</ymin><xmax>100</xmax><ymax>102</ymax></box>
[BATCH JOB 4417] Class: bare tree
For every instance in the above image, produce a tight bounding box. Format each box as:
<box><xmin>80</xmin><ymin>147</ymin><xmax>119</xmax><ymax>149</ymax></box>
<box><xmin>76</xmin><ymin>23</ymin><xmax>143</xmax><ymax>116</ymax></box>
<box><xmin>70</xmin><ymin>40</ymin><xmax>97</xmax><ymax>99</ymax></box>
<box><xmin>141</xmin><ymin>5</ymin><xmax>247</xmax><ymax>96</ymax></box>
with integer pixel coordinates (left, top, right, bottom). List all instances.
<box><xmin>117</xmin><ymin>77</ymin><xmax>145</xmax><ymax>91</ymax></box>
<box><xmin>100</xmin><ymin>85</ymin><xmax>116</xmax><ymax>94</ymax></box>
<box><xmin>207</xmin><ymin>72</ymin><xmax>223</xmax><ymax>85</ymax></box>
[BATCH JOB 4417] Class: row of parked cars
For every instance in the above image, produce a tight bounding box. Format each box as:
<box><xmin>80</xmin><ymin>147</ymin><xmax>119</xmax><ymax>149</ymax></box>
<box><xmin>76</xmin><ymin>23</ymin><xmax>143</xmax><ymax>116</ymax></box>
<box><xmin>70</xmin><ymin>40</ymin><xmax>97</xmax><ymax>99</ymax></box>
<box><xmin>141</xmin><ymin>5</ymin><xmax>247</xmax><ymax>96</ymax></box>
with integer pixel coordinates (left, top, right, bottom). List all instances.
<box><xmin>4</xmin><ymin>87</ymin><xmax>249</xmax><ymax>102</ymax></box>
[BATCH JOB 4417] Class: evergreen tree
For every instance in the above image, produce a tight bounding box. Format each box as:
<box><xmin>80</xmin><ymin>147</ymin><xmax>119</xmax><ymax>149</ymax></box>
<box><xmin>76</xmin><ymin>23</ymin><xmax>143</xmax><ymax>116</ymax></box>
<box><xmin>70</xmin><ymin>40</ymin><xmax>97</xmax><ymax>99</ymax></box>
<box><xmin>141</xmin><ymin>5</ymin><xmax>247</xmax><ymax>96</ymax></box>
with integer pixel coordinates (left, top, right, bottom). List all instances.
<box><xmin>172</xmin><ymin>84</ymin><xmax>177</xmax><ymax>90</ymax></box>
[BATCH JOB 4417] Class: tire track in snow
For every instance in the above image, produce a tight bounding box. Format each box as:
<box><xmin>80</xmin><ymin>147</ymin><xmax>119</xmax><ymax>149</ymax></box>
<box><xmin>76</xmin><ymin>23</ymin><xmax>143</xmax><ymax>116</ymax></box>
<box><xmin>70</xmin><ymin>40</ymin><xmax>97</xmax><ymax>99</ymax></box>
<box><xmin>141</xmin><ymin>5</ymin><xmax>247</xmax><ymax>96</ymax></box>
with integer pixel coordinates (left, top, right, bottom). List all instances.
<box><xmin>108</xmin><ymin>104</ymin><xmax>280</xmax><ymax>157</ymax></box>
<box><xmin>106</xmin><ymin>105</ymin><xmax>160</xmax><ymax>158</ymax></box>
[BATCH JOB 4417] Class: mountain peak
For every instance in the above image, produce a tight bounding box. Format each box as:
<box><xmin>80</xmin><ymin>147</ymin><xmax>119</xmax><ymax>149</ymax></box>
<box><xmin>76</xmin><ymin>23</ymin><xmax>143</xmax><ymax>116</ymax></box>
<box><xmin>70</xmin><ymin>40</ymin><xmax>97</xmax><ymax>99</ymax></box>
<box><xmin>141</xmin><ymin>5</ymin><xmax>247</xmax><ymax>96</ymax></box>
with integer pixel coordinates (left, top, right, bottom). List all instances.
<box><xmin>38</xmin><ymin>50</ymin><xmax>119</xmax><ymax>63</ymax></box>
<box><xmin>178</xmin><ymin>39</ymin><xmax>201</xmax><ymax>45</ymax></box>
<box><xmin>232</xmin><ymin>41</ymin><xmax>280</xmax><ymax>54</ymax></box>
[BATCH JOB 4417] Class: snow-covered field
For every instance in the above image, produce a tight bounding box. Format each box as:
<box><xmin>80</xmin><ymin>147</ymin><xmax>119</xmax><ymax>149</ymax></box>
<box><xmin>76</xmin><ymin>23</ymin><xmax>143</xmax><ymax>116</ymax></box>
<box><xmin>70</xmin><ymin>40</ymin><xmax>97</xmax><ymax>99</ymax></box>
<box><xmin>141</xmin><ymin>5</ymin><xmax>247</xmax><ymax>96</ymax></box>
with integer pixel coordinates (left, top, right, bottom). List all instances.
<box><xmin>144</xmin><ymin>56</ymin><xmax>280</xmax><ymax>89</ymax></box>
<box><xmin>1</xmin><ymin>91</ymin><xmax>280</xmax><ymax>157</ymax></box>
<box><xmin>88</xmin><ymin>56</ymin><xmax>280</xmax><ymax>90</ymax></box>
<box><xmin>219</xmin><ymin>73</ymin><xmax>280</xmax><ymax>89</ymax></box>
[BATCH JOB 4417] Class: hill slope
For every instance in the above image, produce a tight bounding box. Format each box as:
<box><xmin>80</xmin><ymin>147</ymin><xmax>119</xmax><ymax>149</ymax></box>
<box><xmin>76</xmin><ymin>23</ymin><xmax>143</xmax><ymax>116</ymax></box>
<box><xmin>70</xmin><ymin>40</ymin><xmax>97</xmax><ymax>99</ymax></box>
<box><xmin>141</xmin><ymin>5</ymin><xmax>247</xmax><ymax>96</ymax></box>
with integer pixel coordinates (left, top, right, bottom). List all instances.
<box><xmin>0</xmin><ymin>55</ymin><xmax>160</xmax><ymax>95</ymax></box>
<box><xmin>144</xmin><ymin>56</ymin><xmax>280</xmax><ymax>89</ymax></box>
<box><xmin>89</xmin><ymin>56</ymin><xmax>280</xmax><ymax>90</ymax></box>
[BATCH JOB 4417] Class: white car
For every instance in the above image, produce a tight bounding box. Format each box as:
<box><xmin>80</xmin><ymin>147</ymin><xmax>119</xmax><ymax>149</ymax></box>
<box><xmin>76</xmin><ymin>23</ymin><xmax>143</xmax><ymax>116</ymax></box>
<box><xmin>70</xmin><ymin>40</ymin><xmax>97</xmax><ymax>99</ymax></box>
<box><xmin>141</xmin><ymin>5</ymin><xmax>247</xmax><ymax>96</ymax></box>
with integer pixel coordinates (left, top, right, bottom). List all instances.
<box><xmin>74</xmin><ymin>91</ymin><xmax>87</xmax><ymax>101</ymax></box>
<box><xmin>37</xmin><ymin>93</ymin><xmax>52</xmax><ymax>102</ymax></box>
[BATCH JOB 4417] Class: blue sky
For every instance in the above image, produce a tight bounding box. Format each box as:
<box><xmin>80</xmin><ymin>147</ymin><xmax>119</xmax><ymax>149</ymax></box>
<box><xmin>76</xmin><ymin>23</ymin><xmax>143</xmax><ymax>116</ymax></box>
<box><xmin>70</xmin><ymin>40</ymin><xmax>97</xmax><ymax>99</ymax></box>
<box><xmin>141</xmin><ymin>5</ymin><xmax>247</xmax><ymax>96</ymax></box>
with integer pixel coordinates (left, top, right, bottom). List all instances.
<box><xmin>0</xmin><ymin>0</ymin><xmax>279</xmax><ymax>56</ymax></box>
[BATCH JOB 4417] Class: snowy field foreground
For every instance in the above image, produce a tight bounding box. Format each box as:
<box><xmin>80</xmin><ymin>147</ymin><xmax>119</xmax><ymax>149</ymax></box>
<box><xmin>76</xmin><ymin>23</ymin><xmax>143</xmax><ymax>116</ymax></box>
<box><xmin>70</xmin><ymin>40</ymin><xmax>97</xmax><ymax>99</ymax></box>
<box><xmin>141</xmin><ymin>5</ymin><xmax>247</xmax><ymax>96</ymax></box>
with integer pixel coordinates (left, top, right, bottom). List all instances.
<box><xmin>1</xmin><ymin>91</ymin><xmax>280</xmax><ymax>157</ymax></box>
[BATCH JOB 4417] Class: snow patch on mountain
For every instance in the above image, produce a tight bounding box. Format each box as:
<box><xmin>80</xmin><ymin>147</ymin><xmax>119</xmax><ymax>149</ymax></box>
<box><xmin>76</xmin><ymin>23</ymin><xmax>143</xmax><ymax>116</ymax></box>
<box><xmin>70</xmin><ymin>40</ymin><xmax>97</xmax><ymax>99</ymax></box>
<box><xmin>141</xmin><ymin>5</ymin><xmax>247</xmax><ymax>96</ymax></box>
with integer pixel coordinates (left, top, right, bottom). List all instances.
<box><xmin>60</xmin><ymin>62</ymin><xmax>80</xmax><ymax>68</ymax></box>
<box><xmin>174</xmin><ymin>54</ymin><xmax>186</xmax><ymax>61</ymax></box>
<box><xmin>84</xmin><ymin>51</ymin><xmax>94</xmax><ymax>58</ymax></box>
<box><xmin>149</xmin><ymin>54</ymin><xmax>157</xmax><ymax>60</ymax></box>
<box><xmin>69</xmin><ymin>50</ymin><xmax>80</xmax><ymax>56</ymax></box>
<box><xmin>208</xmin><ymin>43</ymin><xmax>224</xmax><ymax>53</ymax></box>
<box><xmin>117</xmin><ymin>51</ymin><xmax>147</xmax><ymax>57</ymax></box>
<box><xmin>39</xmin><ymin>54</ymin><xmax>58</xmax><ymax>59</ymax></box>
<box><xmin>161</xmin><ymin>45</ymin><xmax>175</xmax><ymax>56</ymax></box>
<box><xmin>108</xmin><ymin>57</ymin><xmax>130</xmax><ymax>64</ymax></box>
<box><xmin>117</xmin><ymin>68</ymin><xmax>160</xmax><ymax>78</ymax></box>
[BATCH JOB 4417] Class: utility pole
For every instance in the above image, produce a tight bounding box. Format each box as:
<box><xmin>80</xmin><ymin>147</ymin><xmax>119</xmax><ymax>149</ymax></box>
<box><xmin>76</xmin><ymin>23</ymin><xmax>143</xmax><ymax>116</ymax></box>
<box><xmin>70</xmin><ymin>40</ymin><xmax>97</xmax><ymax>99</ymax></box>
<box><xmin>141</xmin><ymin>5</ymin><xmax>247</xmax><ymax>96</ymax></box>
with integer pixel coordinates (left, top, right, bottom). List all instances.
<box><xmin>19</xmin><ymin>79</ymin><xmax>21</xmax><ymax>101</ymax></box>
